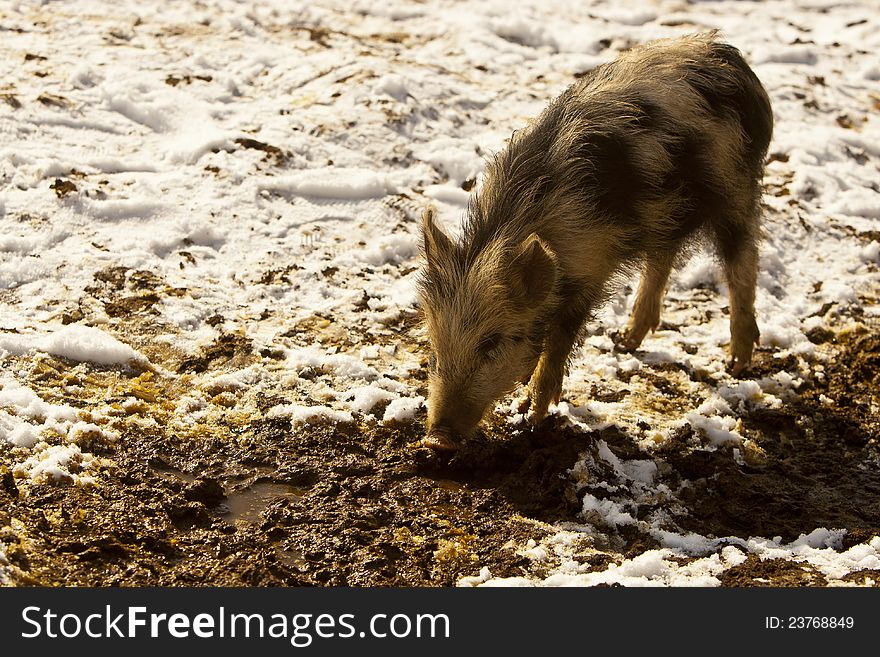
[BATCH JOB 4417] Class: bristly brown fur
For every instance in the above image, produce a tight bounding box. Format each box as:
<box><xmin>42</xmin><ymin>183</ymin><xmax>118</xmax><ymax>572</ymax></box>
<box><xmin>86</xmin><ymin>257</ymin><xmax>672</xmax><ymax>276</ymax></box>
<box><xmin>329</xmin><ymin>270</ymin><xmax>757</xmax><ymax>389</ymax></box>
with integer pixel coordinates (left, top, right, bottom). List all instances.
<box><xmin>419</xmin><ymin>32</ymin><xmax>773</xmax><ymax>444</ymax></box>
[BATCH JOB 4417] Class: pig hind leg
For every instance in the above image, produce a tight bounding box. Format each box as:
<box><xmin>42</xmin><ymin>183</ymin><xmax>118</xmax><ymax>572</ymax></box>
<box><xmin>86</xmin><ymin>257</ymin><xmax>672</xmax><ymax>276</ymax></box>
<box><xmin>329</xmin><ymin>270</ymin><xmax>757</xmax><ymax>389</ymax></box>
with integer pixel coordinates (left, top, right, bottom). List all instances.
<box><xmin>622</xmin><ymin>250</ymin><xmax>677</xmax><ymax>351</ymax></box>
<box><xmin>714</xmin><ymin>208</ymin><xmax>761</xmax><ymax>375</ymax></box>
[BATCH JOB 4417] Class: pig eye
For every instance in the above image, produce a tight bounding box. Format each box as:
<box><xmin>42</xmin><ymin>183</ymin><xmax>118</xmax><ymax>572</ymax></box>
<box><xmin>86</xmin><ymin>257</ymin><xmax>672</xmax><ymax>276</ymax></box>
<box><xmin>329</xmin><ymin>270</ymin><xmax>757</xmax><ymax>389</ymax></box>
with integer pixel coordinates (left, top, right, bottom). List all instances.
<box><xmin>477</xmin><ymin>332</ymin><xmax>504</xmax><ymax>356</ymax></box>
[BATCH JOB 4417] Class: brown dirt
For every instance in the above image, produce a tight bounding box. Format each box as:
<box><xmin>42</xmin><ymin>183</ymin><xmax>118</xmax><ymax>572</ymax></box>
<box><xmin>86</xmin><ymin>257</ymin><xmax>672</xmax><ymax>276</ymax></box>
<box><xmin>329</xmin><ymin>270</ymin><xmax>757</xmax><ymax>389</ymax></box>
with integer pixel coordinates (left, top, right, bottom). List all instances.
<box><xmin>1</xmin><ymin>310</ymin><xmax>878</xmax><ymax>587</ymax></box>
<box><xmin>656</xmin><ymin>330</ymin><xmax>880</xmax><ymax>543</ymax></box>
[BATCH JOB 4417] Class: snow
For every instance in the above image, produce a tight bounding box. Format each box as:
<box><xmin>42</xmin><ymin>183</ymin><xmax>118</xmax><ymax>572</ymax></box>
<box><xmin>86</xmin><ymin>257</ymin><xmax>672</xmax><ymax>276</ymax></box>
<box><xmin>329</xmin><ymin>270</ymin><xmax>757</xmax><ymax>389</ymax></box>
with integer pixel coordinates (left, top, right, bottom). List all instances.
<box><xmin>14</xmin><ymin>443</ymin><xmax>98</xmax><ymax>486</ymax></box>
<box><xmin>596</xmin><ymin>440</ymin><xmax>657</xmax><ymax>485</ymax></box>
<box><xmin>259</xmin><ymin>168</ymin><xmax>395</xmax><ymax>200</ymax></box>
<box><xmin>344</xmin><ymin>386</ymin><xmax>398</xmax><ymax>415</ymax></box>
<box><xmin>0</xmin><ymin>543</ymin><xmax>11</xmax><ymax>586</ymax></box>
<box><xmin>462</xmin><ymin>529</ymin><xmax>880</xmax><ymax>588</ymax></box>
<box><xmin>0</xmin><ymin>325</ymin><xmax>152</xmax><ymax>368</ymax></box>
<box><xmin>411</xmin><ymin>138</ymin><xmax>483</xmax><ymax>186</ymax></box>
<box><xmin>581</xmin><ymin>494</ymin><xmax>636</xmax><ymax>528</ymax></box>
<box><xmin>0</xmin><ymin>0</ymin><xmax>878</xmax><ymax>586</ymax></box>
<box><xmin>268</xmin><ymin>403</ymin><xmax>354</xmax><ymax>426</ymax></box>
<box><xmin>355</xmin><ymin>234</ymin><xmax>420</xmax><ymax>267</ymax></box>
<box><xmin>201</xmin><ymin>365</ymin><xmax>264</xmax><ymax>395</ymax></box>
<box><xmin>0</xmin><ymin>377</ymin><xmax>115</xmax><ymax>484</ymax></box>
<box><xmin>284</xmin><ymin>346</ymin><xmax>380</xmax><ymax>382</ymax></box>
<box><xmin>383</xmin><ymin>396</ymin><xmax>425</xmax><ymax>423</ymax></box>
<box><xmin>686</xmin><ymin>407</ymin><xmax>744</xmax><ymax>446</ymax></box>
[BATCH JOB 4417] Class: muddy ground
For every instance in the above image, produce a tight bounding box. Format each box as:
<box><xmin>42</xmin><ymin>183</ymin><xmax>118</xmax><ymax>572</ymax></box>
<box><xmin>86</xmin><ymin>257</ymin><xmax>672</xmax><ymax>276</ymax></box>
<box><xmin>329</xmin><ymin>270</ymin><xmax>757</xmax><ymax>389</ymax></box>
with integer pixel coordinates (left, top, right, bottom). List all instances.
<box><xmin>1</xmin><ymin>0</ymin><xmax>878</xmax><ymax>589</ymax></box>
<box><xmin>1</xmin><ymin>292</ymin><xmax>878</xmax><ymax>587</ymax></box>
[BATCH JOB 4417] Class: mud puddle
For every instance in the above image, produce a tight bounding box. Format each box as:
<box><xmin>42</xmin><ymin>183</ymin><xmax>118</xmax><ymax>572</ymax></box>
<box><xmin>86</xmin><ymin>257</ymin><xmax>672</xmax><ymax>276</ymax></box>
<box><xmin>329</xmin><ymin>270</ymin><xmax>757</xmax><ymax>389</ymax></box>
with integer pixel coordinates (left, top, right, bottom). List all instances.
<box><xmin>222</xmin><ymin>481</ymin><xmax>305</xmax><ymax>527</ymax></box>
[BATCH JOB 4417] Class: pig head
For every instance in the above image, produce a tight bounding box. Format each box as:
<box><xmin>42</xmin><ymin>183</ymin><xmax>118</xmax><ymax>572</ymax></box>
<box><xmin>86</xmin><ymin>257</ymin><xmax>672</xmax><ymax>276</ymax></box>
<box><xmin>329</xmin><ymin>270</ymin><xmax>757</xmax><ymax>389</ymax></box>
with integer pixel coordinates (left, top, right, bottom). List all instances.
<box><xmin>418</xmin><ymin>208</ymin><xmax>559</xmax><ymax>449</ymax></box>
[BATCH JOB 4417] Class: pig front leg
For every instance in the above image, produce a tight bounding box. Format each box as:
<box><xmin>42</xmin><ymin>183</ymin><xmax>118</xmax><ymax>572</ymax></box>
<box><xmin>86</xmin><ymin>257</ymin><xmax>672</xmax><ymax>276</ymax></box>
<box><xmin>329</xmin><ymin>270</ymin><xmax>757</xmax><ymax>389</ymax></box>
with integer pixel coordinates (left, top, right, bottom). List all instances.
<box><xmin>522</xmin><ymin>302</ymin><xmax>592</xmax><ymax>423</ymax></box>
<box><xmin>526</xmin><ymin>351</ymin><xmax>565</xmax><ymax>424</ymax></box>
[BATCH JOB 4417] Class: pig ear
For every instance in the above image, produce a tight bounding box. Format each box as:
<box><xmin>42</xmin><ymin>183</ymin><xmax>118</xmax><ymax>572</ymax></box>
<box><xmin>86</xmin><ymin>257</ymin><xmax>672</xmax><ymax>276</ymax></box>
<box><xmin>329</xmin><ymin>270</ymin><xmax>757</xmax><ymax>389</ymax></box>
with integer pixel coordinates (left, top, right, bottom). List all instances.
<box><xmin>510</xmin><ymin>234</ymin><xmax>558</xmax><ymax>306</ymax></box>
<box><xmin>421</xmin><ymin>208</ymin><xmax>453</xmax><ymax>269</ymax></box>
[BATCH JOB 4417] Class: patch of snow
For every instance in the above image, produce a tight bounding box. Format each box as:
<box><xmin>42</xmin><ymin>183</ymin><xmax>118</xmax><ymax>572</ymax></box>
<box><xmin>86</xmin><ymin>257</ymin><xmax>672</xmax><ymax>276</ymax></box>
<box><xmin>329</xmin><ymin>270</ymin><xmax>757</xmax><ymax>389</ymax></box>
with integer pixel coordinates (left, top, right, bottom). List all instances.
<box><xmin>0</xmin><ymin>325</ymin><xmax>151</xmax><ymax>368</ymax></box>
<box><xmin>382</xmin><ymin>396</ymin><xmax>425</xmax><ymax>423</ymax></box>
<box><xmin>268</xmin><ymin>403</ymin><xmax>354</xmax><ymax>426</ymax></box>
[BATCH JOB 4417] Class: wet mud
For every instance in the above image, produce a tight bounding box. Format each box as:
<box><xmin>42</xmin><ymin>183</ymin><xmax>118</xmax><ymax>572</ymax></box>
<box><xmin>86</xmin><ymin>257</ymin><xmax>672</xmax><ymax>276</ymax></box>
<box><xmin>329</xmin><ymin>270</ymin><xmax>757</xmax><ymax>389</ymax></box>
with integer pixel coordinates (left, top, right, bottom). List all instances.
<box><xmin>1</xmin><ymin>314</ymin><xmax>878</xmax><ymax>587</ymax></box>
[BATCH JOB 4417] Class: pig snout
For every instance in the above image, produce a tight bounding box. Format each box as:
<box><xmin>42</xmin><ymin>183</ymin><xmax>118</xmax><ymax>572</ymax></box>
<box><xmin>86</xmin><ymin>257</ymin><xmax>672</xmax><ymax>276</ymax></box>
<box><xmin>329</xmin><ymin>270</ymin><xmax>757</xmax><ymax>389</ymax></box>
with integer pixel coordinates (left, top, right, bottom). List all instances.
<box><xmin>422</xmin><ymin>425</ymin><xmax>459</xmax><ymax>451</ymax></box>
<box><xmin>422</xmin><ymin>398</ymin><xmax>488</xmax><ymax>451</ymax></box>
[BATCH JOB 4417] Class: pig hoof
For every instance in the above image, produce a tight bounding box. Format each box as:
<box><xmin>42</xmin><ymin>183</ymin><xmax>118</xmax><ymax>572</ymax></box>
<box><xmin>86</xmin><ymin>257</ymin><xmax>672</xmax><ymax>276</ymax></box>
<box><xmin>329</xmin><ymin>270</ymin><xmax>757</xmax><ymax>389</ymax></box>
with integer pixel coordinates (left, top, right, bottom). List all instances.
<box><xmin>616</xmin><ymin>332</ymin><xmax>643</xmax><ymax>353</ymax></box>
<box><xmin>517</xmin><ymin>396</ymin><xmax>532</xmax><ymax>414</ymax></box>
<box><xmin>421</xmin><ymin>430</ymin><xmax>460</xmax><ymax>452</ymax></box>
<box><xmin>728</xmin><ymin>359</ymin><xmax>750</xmax><ymax>377</ymax></box>
<box><xmin>528</xmin><ymin>406</ymin><xmax>549</xmax><ymax>426</ymax></box>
